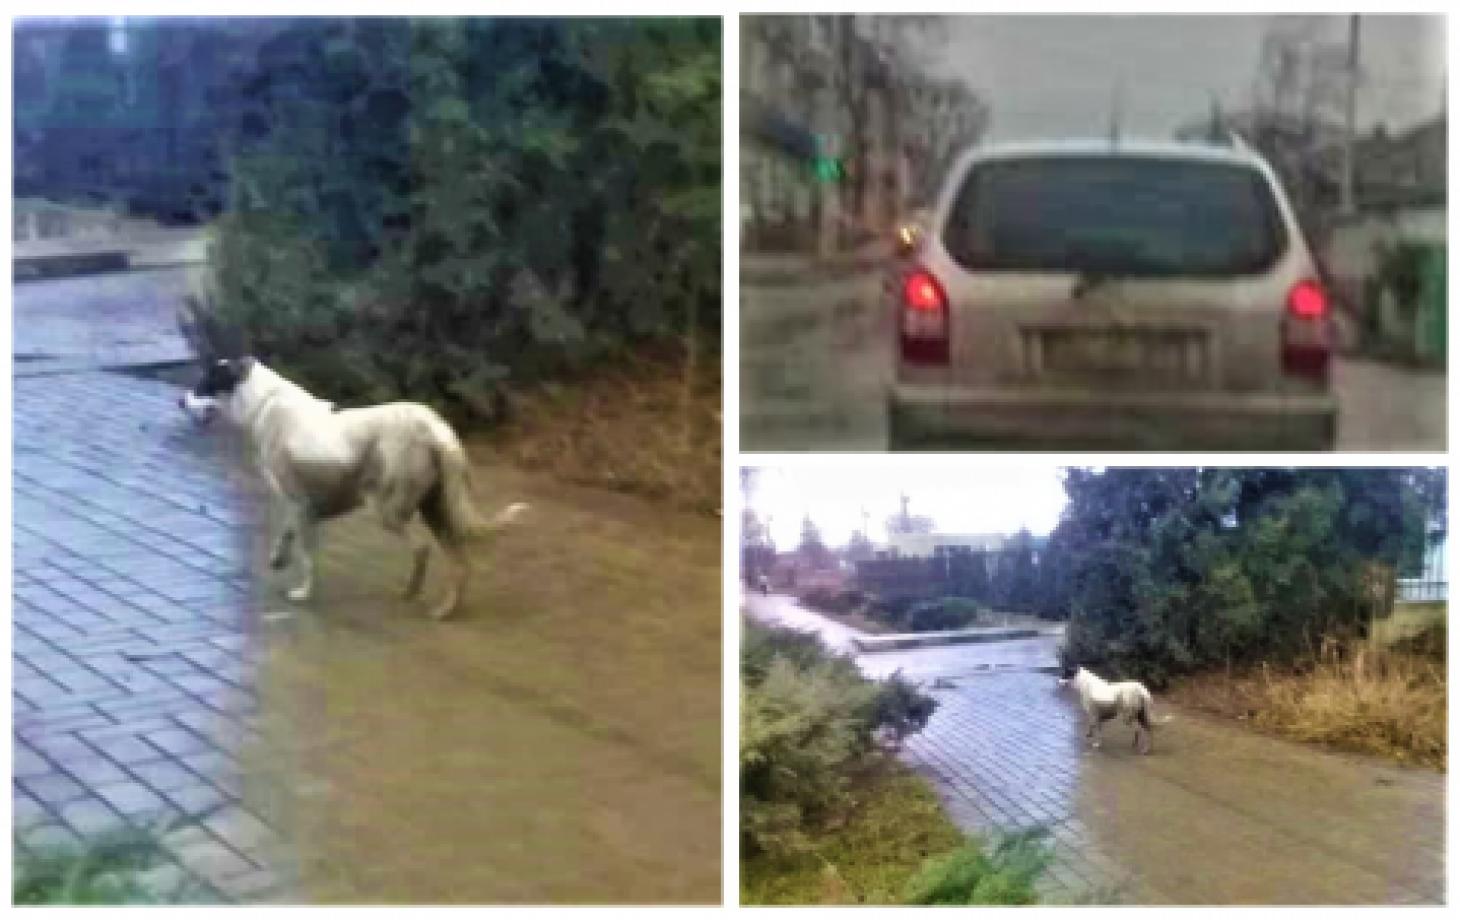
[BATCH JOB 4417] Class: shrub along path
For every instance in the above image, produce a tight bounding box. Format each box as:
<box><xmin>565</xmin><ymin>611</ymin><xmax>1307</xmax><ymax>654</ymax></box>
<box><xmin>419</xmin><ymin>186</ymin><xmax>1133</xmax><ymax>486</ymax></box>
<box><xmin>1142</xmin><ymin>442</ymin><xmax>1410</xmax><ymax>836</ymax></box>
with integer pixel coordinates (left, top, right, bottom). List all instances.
<box><xmin>745</xmin><ymin>592</ymin><xmax>1444</xmax><ymax>905</ymax></box>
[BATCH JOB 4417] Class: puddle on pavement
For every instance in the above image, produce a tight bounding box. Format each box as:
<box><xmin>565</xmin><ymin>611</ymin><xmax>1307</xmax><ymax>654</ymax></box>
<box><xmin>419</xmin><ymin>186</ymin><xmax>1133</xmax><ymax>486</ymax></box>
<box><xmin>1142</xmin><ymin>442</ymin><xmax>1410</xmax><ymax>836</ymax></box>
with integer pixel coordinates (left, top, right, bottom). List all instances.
<box><xmin>235</xmin><ymin>463</ymin><xmax>722</xmax><ymax>903</ymax></box>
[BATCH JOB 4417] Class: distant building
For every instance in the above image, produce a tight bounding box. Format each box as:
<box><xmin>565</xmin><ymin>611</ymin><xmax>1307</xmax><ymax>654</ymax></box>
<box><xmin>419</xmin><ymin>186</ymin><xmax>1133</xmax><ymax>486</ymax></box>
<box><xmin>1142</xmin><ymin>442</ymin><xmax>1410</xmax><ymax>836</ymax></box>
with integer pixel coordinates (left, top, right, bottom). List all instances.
<box><xmin>885</xmin><ymin>531</ymin><xmax>1009</xmax><ymax>559</ymax></box>
<box><xmin>740</xmin><ymin>16</ymin><xmax>984</xmax><ymax>256</ymax></box>
<box><xmin>1324</xmin><ymin>115</ymin><xmax>1446</xmax><ymax>362</ymax></box>
<box><xmin>740</xmin><ymin>16</ymin><xmax>904</xmax><ymax>255</ymax></box>
<box><xmin>1353</xmin><ymin>116</ymin><xmax>1446</xmax><ymax>211</ymax></box>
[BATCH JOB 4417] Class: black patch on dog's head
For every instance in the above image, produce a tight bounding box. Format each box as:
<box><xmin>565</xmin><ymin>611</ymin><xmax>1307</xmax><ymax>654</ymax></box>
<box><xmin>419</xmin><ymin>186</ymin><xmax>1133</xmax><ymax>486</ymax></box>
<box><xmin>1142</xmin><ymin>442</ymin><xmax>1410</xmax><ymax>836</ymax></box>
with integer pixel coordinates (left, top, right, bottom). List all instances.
<box><xmin>192</xmin><ymin>357</ymin><xmax>255</xmax><ymax>397</ymax></box>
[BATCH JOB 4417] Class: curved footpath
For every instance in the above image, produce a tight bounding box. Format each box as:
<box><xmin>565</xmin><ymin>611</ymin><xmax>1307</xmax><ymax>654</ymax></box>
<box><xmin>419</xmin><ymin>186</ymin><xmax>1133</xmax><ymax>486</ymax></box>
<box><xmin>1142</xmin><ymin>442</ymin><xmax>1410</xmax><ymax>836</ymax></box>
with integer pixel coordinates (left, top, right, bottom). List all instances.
<box><xmin>744</xmin><ymin>593</ymin><xmax>1444</xmax><ymax>905</ymax></box>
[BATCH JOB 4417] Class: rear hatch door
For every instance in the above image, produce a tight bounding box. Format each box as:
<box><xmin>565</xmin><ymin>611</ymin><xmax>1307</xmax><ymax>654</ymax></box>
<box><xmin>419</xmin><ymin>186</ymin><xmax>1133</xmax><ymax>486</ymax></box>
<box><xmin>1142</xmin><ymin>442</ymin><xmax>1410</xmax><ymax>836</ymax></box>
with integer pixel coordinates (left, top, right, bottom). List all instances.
<box><xmin>935</xmin><ymin>155</ymin><xmax>1291</xmax><ymax>392</ymax></box>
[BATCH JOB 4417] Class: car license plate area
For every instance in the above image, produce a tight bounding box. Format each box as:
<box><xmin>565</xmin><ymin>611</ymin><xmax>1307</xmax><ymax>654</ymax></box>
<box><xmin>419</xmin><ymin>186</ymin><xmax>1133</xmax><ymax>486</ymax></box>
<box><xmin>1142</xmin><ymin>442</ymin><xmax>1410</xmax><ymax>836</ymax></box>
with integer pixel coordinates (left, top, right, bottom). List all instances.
<box><xmin>1031</xmin><ymin>327</ymin><xmax>1209</xmax><ymax>383</ymax></box>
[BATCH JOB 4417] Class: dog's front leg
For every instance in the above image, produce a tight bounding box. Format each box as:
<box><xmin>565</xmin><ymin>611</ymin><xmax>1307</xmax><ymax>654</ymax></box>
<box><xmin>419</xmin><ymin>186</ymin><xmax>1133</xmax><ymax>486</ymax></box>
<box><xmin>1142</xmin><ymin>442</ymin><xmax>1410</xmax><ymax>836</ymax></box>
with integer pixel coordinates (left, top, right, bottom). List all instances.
<box><xmin>263</xmin><ymin>472</ymin><xmax>295</xmax><ymax>571</ymax></box>
<box><xmin>270</xmin><ymin>526</ymin><xmax>296</xmax><ymax>571</ymax></box>
<box><xmin>286</xmin><ymin>512</ymin><xmax>319</xmax><ymax>603</ymax></box>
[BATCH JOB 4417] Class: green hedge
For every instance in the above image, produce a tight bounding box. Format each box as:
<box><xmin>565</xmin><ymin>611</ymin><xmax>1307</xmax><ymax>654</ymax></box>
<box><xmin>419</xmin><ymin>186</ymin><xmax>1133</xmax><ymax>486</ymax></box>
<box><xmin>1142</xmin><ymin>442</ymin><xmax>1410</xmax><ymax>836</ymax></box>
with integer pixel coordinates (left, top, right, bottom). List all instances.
<box><xmin>741</xmin><ymin>620</ymin><xmax>936</xmax><ymax>859</ymax></box>
<box><xmin>191</xmin><ymin>19</ymin><xmax>720</xmax><ymax>424</ymax></box>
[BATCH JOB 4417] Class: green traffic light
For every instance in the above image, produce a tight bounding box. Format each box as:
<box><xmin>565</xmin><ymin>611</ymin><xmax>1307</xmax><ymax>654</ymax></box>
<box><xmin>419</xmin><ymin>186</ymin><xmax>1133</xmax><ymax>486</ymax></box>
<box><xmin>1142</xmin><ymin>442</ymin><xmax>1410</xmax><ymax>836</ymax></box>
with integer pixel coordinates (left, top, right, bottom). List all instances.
<box><xmin>812</xmin><ymin>156</ymin><xmax>845</xmax><ymax>184</ymax></box>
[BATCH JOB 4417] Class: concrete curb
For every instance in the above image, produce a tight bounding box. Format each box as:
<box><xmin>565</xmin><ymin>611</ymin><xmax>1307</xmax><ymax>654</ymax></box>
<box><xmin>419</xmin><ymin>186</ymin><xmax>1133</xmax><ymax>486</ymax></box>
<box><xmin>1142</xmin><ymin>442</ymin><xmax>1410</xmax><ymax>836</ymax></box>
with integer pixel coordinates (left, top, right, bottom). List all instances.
<box><xmin>14</xmin><ymin>249</ymin><xmax>132</xmax><ymax>281</ymax></box>
<box><xmin>741</xmin><ymin>243</ymin><xmax>891</xmax><ymax>286</ymax></box>
<box><xmin>14</xmin><ymin>236</ymin><xmax>206</xmax><ymax>282</ymax></box>
<box><xmin>853</xmin><ymin>626</ymin><xmax>1061</xmax><ymax>653</ymax></box>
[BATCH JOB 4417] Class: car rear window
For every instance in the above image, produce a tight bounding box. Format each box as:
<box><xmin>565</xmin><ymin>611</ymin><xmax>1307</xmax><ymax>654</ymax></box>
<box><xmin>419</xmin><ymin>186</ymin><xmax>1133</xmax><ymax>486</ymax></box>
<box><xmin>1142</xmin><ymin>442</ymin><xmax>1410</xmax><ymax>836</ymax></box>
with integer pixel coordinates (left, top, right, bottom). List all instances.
<box><xmin>942</xmin><ymin>156</ymin><xmax>1288</xmax><ymax>276</ymax></box>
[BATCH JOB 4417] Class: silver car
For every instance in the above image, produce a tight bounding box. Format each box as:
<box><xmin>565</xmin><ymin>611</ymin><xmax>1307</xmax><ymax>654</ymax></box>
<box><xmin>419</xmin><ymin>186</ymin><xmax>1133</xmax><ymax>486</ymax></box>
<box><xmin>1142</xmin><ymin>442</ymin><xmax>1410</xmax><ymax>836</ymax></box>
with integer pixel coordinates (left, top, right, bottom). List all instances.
<box><xmin>888</xmin><ymin>139</ymin><xmax>1338</xmax><ymax>450</ymax></box>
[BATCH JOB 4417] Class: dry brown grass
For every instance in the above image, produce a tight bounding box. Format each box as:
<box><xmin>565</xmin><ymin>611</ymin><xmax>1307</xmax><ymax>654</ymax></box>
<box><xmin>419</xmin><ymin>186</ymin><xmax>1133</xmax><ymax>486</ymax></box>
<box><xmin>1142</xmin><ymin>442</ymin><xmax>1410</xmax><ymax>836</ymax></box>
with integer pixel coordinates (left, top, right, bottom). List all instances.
<box><xmin>489</xmin><ymin>349</ymin><xmax>721</xmax><ymax>515</ymax></box>
<box><xmin>1169</xmin><ymin>631</ymin><xmax>1446</xmax><ymax>770</ymax></box>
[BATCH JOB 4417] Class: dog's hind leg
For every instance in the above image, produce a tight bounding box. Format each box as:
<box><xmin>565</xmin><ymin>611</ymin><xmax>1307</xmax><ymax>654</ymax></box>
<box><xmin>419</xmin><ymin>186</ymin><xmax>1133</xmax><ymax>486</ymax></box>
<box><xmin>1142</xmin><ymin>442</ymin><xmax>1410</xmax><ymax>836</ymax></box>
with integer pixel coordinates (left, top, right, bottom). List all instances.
<box><xmin>420</xmin><ymin>499</ymin><xmax>468</xmax><ymax>620</ymax></box>
<box><xmin>424</xmin><ymin>540</ymin><xmax>467</xmax><ymax>620</ymax></box>
<box><xmin>402</xmin><ymin>531</ymin><xmax>432</xmax><ymax>600</ymax></box>
<box><xmin>377</xmin><ymin>505</ymin><xmax>431</xmax><ymax>600</ymax></box>
<box><xmin>1136</xmin><ymin>707</ymin><xmax>1153</xmax><ymax>754</ymax></box>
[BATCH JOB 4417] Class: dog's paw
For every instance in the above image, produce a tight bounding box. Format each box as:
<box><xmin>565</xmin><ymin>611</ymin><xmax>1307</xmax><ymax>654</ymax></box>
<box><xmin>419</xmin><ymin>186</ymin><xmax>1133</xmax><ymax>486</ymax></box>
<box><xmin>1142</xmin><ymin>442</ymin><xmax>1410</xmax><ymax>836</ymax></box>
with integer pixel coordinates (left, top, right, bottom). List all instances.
<box><xmin>287</xmin><ymin>585</ymin><xmax>313</xmax><ymax>603</ymax></box>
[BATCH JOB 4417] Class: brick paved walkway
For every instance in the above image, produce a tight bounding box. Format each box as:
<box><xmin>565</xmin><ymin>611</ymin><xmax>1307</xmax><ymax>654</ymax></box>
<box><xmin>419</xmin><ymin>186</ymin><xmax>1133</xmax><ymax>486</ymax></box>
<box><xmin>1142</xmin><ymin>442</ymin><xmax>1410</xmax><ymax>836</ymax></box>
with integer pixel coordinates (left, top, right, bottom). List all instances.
<box><xmin>15</xmin><ymin>364</ymin><xmax>722</xmax><ymax>903</ymax></box>
<box><xmin>746</xmin><ymin>594</ymin><xmax>1445</xmax><ymax>906</ymax></box>
<box><xmin>14</xmin><ymin>266</ymin><xmax>199</xmax><ymax>369</ymax></box>
<box><xmin>13</xmin><ymin>370</ymin><xmax>282</xmax><ymax>901</ymax></box>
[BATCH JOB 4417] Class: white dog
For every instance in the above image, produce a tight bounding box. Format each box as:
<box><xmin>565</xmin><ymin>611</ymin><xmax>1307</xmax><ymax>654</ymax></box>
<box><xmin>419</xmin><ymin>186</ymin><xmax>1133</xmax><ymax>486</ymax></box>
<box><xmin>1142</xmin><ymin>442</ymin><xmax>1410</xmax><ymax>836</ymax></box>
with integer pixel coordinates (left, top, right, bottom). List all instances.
<box><xmin>179</xmin><ymin>356</ymin><xmax>527</xmax><ymax>619</ymax></box>
<box><xmin>1058</xmin><ymin>665</ymin><xmax>1172</xmax><ymax>754</ymax></box>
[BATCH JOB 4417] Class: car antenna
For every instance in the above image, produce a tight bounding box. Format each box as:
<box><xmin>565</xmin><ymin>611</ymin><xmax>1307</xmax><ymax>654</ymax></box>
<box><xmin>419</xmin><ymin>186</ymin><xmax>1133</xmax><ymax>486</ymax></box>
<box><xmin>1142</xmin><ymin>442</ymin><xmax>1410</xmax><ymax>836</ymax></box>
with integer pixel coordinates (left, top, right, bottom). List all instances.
<box><xmin>1108</xmin><ymin>78</ymin><xmax>1124</xmax><ymax>147</ymax></box>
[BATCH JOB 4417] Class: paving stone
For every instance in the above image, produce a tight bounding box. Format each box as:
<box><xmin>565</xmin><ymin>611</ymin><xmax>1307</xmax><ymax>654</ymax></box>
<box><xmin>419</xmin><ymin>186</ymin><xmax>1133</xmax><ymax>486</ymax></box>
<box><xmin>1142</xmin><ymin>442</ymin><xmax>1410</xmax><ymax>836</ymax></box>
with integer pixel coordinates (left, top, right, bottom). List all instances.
<box><xmin>20</xmin><ymin>771</ymin><xmax>89</xmax><ymax>807</ymax></box>
<box><xmin>127</xmin><ymin>757</ymin><xmax>204</xmax><ymax>793</ymax></box>
<box><xmin>13</xmin><ymin>789</ymin><xmax>53</xmax><ymax>830</ymax></box>
<box><xmin>18</xmin><ymin>821</ymin><xmax>83</xmax><ymax>853</ymax></box>
<box><xmin>13</xmin><ymin>742</ymin><xmax>54</xmax><ymax>778</ymax></box>
<box><xmin>56</xmin><ymin>756</ymin><xmax>132</xmax><ymax>788</ymax></box>
<box><xmin>165</xmin><ymin>782</ymin><xmax>235</xmax><ymax>819</ymax></box>
<box><xmin>57</xmin><ymin>797</ymin><xmax>128</xmax><ymax>836</ymax></box>
<box><xmin>170</xmin><ymin>836</ymin><xmax>258</xmax><ymax>880</ymax></box>
<box><xmin>93</xmin><ymin>780</ymin><xmax>170</xmax><ymax>816</ymax></box>
<box><xmin>145</xmin><ymin>727</ymin><xmax>216</xmax><ymax>758</ymax></box>
<box><xmin>202</xmin><ymin>804</ymin><xmax>280</xmax><ymax>855</ymax></box>
<box><xmin>211</xmin><ymin>866</ymin><xmax>291</xmax><ymax>902</ymax></box>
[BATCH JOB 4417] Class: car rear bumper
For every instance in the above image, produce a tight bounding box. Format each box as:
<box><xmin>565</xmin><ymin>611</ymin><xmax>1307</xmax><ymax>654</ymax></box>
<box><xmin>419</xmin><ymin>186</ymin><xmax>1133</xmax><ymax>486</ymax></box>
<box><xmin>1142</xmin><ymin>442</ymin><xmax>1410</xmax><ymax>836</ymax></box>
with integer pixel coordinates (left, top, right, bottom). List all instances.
<box><xmin>888</xmin><ymin>382</ymin><xmax>1338</xmax><ymax>450</ymax></box>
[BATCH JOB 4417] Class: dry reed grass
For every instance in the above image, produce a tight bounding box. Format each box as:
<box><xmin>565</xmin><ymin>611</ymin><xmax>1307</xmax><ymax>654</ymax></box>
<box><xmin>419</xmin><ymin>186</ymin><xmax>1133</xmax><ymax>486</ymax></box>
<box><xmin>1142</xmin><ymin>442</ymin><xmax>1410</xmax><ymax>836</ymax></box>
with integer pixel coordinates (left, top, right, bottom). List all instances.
<box><xmin>1169</xmin><ymin>628</ymin><xmax>1446</xmax><ymax>770</ymax></box>
<box><xmin>492</xmin><ymin>351</ymin><xmax>721</xmax><ymax>514</ymax></box>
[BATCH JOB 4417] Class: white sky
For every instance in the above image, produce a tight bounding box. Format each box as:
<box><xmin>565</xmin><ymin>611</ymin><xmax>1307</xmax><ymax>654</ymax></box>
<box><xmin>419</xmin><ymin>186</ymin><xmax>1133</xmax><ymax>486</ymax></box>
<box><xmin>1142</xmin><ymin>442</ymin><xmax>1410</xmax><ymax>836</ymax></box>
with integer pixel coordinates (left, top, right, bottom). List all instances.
<box><xmin>926</xmin><ymin>14</ymin><xmax>1446</xmax><ymax>142</ymax></box>
<box><xmin>745</xmin><ymin>464</ymin><xmax>1069</xmax><ymax>549</ymax></box>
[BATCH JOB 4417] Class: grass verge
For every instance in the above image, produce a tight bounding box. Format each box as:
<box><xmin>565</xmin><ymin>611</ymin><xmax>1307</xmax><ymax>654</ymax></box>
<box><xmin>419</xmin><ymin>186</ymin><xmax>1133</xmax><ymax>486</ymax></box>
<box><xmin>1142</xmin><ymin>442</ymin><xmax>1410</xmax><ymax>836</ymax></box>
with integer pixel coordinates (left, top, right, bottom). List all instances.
<box><xmin>14</xmin><ymin>825</ymin><xmax>203</xmax><ymax>905</ymax></box>
<box><xmin>1167</xmin><ymin>628</ymin><xmax>1445</xmax><ymax>770</ymax></box>
<box><xmin>741</xmin><ymin>759</ymin><xmax>1048</xmax><ymax>905</ymax></box>
<box><xmin>741</xmin><ymin>760</ymin><xmax>960</xmax><ymax>905</ymax></box>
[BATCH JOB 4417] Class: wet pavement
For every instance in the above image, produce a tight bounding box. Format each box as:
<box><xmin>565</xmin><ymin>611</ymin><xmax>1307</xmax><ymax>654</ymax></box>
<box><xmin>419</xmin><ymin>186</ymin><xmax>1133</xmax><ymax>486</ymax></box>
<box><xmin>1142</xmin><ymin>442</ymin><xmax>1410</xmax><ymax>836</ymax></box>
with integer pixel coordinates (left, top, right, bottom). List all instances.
<box><xmin>739</xmin><ymin>271</ymin><xmax>1447</xmax><ymax>452</ymax></box>
<box><xmin>13</xmin><ymin>370</ymin><xmax>277</xmax><ymax>901</ymax></box>
<box><xmin>743</xmin><ymin>593</ymin><xmax>1445</xmax><ymax>905</ymax></box>
<box><xmin>739</xmin><ymin>274</ymin><xmax>887</xmax><ymax>452</ymax></box>
<box><xmin>14</xmin><ymin>274</ymin><xmax>722</xmax><ymax>903</ymax></box>
<box><xmin>1333</xmin><ymin>357</ymin><xmax>1447</xmax><ymax>451</ymax></box>
<box><xmin>14</xmin><ymin>266</ymin><xmax>200</xmax><ymax>371</ymax></box>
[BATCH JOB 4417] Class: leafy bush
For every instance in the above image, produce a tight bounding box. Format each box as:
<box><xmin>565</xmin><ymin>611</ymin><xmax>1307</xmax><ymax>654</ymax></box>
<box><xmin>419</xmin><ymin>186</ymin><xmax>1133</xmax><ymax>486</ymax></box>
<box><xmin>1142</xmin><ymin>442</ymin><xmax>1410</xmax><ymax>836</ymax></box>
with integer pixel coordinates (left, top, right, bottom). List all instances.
<box><xmin>869</xmin><ymin>670</ymin><xmax>939</xmax><ymax>745</ymax></box>
<box><xmin>741</xmin><ymin>620</ymin><xmax>938</xmax><ymax>859</ymax></box>
<box><xmin>798</xmin><ymin>587</ymin><xmax>869</xmax><ymax>617</ymax></box>
<box><xmin>903</xmin><ymin>830</ymin><xmax>1051</xmax><ymax>905</ymax></box>
<box><xmin>869</xmin><ymin>594</ymin><xmax>917</xmax><ymax>625</ymax></box>
<box><xmin>742</xmin><ymin>621</ymin><xmax>852</xmax><ymax>686</ymax></box>
<box><xmin>902</xmin><ymin>597</ymin><xmax>989</xmax><ymax>632</ymax></box>
<box><xmin>190</xmin><ymin>18</ymin><xmax>721</xmax><ymax>429</ymax></box>
<box><xmin>869</xmin><ymin>596</ymin><xmax>989</xmax><ymax>632</ymax></box>
<box><xmin>1052</xmin><ymin>469</ymin><xmax>1439</xmax><ymax>688</ymax></box>
<box><xmin>740</xmin><ymin>658</ymin><xmax>879</xmax><ymax>856</ymax></box>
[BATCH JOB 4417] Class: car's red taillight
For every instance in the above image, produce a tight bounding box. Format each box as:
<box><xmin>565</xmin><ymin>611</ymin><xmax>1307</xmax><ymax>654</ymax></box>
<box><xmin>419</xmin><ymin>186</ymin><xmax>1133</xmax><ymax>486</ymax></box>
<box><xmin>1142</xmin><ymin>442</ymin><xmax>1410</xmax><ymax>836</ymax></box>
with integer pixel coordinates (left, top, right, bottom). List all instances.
<box><xmin>1287</xmin><ymin>279</ymin><xmax>1327</xmax><ymax>319</ymax></box>
<box><xmin>900</xmin><ymin>269</ymin><xmax>949</xmax><ymax>365</ymax></box>
<box><xmin>1282</xmin><ymin>278</ymin><xmax>1331</xmax><ymax>381</ymax></box>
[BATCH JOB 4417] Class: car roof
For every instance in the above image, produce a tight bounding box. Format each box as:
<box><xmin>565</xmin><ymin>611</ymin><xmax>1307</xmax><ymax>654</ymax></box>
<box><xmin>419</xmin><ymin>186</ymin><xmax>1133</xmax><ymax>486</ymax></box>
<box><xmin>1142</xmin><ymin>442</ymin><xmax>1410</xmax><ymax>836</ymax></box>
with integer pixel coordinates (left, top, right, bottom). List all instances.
<box><xmin>959</xmin><ymin>137</ymin><xmax>1269</xmax><ymax>167</ymax></box>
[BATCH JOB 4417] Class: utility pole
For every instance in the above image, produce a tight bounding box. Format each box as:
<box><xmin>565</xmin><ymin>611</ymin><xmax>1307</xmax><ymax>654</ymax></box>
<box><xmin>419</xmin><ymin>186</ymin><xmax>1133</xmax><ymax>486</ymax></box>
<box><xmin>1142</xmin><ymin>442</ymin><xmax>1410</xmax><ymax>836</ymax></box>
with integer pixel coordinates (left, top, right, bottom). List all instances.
<box><xmin>1108</xmin><ymin>78</ymin><xmax>1125</xmax><ymax>146</ymax></box>
<box><xmin>1340</xmin><ymin>14</ymin><xmax>1360</xmax><ymax>215</ymax></box>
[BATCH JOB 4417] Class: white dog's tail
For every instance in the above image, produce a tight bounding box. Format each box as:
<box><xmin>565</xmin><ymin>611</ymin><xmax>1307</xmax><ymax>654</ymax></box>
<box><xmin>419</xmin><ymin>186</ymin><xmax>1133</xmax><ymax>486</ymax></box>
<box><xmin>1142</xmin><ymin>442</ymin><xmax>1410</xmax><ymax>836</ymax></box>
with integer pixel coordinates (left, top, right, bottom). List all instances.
<box><xmin>430</xmin><ymin>430</ymin><xmax>529</xmax><ymax>544</ymax></box>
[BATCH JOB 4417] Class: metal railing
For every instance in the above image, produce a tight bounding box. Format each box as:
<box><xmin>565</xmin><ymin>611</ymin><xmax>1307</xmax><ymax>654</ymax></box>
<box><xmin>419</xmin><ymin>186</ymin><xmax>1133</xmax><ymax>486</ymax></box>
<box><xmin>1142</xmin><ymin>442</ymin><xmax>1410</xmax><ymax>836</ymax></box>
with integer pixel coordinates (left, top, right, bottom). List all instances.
<box><xmin>1397</xmin><ymin>578</ymin><xmax>1447</xmax><ymax>602</ymax></box>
